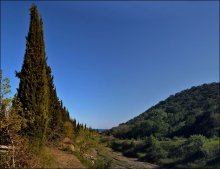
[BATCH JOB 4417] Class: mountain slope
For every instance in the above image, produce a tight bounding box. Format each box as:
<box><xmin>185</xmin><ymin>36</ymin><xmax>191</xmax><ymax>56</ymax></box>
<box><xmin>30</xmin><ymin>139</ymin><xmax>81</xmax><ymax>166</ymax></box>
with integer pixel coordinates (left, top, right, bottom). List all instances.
<box><xmin>111</xmin><ymin>82</ymin><xmax>219</xmax><ymax>139</ymax></box>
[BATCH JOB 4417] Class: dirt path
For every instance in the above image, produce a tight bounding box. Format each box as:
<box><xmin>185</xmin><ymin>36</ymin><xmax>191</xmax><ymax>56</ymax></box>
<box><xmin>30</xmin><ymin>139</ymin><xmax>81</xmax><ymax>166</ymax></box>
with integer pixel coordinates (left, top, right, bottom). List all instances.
<box><xmin>45</xmin><ymin>146</ymin><xmax>157</xmax><ymax>169</ymax></box>
<box><xmin>49</xmin><ymin>148</ymin><xmax>85</xmax><ymax>169</ymax></box>
<box><xmin>104</xmin><ymin>147</ymin><xmax>158</xmax><ymax>169</ymax></box>
<box><xmin>111</xmin><ymin>152</ymin><xmax>158</xmax><ymax>169</ymax></box>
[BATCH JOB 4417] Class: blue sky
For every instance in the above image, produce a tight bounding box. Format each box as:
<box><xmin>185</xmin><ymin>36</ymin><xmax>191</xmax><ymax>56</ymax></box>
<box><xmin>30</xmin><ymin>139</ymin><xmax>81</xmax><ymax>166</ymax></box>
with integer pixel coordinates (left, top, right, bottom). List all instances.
<box><xmin>1</xmin><ymin>1</ymin><xmax>219</xmax><ymax>129</ymax></box>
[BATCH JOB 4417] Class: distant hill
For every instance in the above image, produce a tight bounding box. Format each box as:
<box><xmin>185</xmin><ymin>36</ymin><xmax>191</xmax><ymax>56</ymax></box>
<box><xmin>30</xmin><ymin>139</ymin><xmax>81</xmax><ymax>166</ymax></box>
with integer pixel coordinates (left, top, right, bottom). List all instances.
<box><xmin>110</xmin><ymin>82</ymin><xmax>220</xmax><ymax>139</ymax></box>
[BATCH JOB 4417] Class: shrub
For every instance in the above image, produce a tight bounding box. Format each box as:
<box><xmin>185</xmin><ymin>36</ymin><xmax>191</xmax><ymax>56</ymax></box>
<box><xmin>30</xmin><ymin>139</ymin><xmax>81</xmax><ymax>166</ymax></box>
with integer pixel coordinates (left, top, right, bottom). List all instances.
<box><xmin>64</xmin><ymin>121</ymin><xmax>74</xmax><ymax>139</ymax></box>
<box><xmin>90</xmin><ymin>158</ymin><xmax>112</xmax><ymax>169</ymax></box>
<box><xmin>140</xmin><ymin>135</ymin><xmax>167</xmax><ymax>163</ymax></box>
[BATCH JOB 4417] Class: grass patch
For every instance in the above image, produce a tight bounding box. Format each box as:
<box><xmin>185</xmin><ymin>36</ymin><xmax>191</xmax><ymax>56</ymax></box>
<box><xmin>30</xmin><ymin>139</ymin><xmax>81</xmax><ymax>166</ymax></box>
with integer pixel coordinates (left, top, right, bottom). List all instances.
<box><xmin>38</xmin><ymin>147</ymin><xmax>58</xmax><ymax>168</ymax></box>
<box><xmin>204</xmin><ymin>138</ymin><xmax>220</xmax><ymax>150</ymax></box>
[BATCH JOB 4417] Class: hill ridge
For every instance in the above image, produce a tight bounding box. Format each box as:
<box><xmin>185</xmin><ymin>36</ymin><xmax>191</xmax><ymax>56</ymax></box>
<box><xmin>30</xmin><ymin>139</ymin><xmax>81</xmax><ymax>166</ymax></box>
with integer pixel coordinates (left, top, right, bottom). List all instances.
<box><xmin>111</xmin><ymin>82</ymin><xmax>219</xmax><ymax>139</ymax></box>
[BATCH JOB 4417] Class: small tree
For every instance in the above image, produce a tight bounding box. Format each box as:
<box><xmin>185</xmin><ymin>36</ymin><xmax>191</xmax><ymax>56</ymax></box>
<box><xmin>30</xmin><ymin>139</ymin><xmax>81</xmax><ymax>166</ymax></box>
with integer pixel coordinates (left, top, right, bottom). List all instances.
<box><xmin>140</xmin><ymin>135</ymin><xmax>166</xmax><ymax>163</ymax></box>
<box><xmin>0</xmin><ymin>76</ymin><xmax>19</xmax><ymax>167</ymax></box>
<box><xmin>183</xmin><ymin>134</ymin><xmax>207</xmax><ymax>159</ymax></box>
<box><xmin>0</xmin><ymin>75</ymin><xmax>37</xmax><ymax>168</ymax></box>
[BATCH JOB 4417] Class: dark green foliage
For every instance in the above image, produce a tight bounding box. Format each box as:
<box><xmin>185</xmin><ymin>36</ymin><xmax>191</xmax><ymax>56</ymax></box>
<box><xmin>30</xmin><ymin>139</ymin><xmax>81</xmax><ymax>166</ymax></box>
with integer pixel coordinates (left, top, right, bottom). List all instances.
<box><xmin>178</xmin><ymin>135</ymin><xmax>206</xmax><ymax>162</ymax></box>
<box><xmin>16</xmin><ymin>5</ymin><xmax>49</xmax><ymax>143</ymax></box>
<box><xmin>111</xmin><ymin>82</ymin><xmax>220</xmax><ymax>139</ymax></box>
<box><xmin>15</xmin><ymin>4</ymin><xmax>73</xmax><ymax>145</ymax></box>
<box><xmin>110</xmin><ymin>139</ymin><xmax>134</xmax><ymax>152</ymax></box>
<box><xmin>46</xmin><ymin>71</ymin><xmax>64</xmax><ymax>140</ymax></box>
<box><xmin>140</xmin><ymin>136</ymin><xmax>167</xmax><ymax>163</ymax></box>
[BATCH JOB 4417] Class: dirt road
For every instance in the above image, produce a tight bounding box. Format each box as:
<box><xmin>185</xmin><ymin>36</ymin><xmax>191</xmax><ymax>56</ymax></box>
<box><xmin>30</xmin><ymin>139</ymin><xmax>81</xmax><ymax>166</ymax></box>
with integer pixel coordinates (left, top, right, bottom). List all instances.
<box><xmin>102</xmin><ymin>147</ymin><xmax>159</xmax><ymax>169</ymax></box>
<box><xmin>46</xmin><ymin>146</ymin><xmax>158</xmax><ymax>169</ymax></box>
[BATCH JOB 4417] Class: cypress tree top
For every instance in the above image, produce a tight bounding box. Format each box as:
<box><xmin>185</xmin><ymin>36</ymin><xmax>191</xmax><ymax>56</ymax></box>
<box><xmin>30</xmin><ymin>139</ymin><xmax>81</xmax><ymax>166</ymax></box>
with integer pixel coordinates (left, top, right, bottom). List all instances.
<box><xmin>16</xmin><ymin>4</ymin><xmax>49</xmax><ymax>141</ymax></box>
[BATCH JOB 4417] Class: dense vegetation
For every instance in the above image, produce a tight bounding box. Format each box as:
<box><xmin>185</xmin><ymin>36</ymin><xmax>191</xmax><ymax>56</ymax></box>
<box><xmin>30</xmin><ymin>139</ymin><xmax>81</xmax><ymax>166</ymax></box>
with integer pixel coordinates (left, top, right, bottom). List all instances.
<box><xmin>108</xmin><ymin>83</ymin><xmax>220</xmax><ymax>168</ymax></box>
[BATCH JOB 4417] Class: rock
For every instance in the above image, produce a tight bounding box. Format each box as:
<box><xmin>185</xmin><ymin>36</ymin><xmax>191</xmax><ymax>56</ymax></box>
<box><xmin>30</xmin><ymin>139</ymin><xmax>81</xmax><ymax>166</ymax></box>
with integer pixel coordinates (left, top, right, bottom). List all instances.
<box><xmin>69</xmin><ymin>144</ymin><xmax>75</xmax><ymax>152</ymax></box>
<box><xmin>58</xmin><ymin>137</ymin><xmax>75</xmax><ymax>152</ymax></box>
<box><xmin>58</xmin><ymin>142</ymin><xmax>68</xmax><ymax>151</ymax></box>
<box><xmin>62</xmin><ymin>137</ymin><xmax>72</xmax><ymax>144</ymax></box>
<box><xmin>90</xmin><ymin>148</ymin><xmax>97</xmax><ymax>157</ymax></box>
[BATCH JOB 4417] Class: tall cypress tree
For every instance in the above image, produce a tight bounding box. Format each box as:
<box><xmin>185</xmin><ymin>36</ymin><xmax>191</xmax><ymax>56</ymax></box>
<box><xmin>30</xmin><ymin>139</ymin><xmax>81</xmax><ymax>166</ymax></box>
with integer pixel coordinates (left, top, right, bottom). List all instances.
<box><xmin>16</xmin><ymin>4</ymin><xmax>72</xmax><ymax>145</ymax></box>
<box><xmin>46</xmin><ymin>65</ymin><xmax>64</xmax><ymax>140</ymax></box>
<box><xmin>16</xmin><ymin>4</ymin><xmax>49</xmax><ymax>144</ymax></box>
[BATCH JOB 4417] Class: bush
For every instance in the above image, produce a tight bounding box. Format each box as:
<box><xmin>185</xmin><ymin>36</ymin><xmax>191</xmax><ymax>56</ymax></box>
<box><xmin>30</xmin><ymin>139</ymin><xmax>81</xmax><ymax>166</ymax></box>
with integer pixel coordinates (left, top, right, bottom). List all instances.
<box><xmin>123</xmin><ymin>147</ymin><xmax>137</xmax><ymax>157</ymax></box>
<box><xmin>64</xmin><ymin>121</ymin><xmax>74</xmax><ymax>139</ymax></box>
<box><xmin>90</xmin><ymin>158</ymin><xmax>112</xmax><ymax>169</ymax></box>
<box><xmin>140</xmin><ymin>135</ymin><xmax>167</xmax><ymax>163</ymax></box>
<box><xmin>183</xmin><ymin>135</ymin><xmax>206</xmax><ymax>158</ymax></box>
<box><xmin>110</xmin><ymin>139</ymin><xmax>133</xmax><ymax>152</ymax></box>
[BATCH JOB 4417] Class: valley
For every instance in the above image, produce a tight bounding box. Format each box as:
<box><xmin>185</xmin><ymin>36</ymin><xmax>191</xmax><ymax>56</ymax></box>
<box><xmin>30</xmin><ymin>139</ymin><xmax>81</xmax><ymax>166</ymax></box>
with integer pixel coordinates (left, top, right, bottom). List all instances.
<box><xmin>1</xmin><ymin>2</ymin><xmax>219</xmax><ymax>169</ymax></box>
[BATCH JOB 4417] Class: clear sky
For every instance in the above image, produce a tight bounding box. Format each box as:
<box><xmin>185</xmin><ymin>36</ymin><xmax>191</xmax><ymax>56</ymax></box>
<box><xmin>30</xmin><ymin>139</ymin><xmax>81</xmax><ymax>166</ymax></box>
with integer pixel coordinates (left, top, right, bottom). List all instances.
<box><xmin>1</xmin><ymin>1</ymin><xmax>219</xmax><ymax>129</ymax></box>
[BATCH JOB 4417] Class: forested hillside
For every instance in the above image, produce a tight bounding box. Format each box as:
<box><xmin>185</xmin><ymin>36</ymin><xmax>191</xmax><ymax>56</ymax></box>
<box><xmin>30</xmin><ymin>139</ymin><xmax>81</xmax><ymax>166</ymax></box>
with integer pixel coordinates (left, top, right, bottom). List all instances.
<box><xmin>108</xmin><ymin>83</ymin><xmax>220</xmax><ymax>169</ymax></box>
<box><xmin>111</xmin><ymin>82</ymin><xmax>219</xmax><ymax>139</ymax></box>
